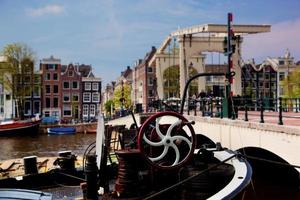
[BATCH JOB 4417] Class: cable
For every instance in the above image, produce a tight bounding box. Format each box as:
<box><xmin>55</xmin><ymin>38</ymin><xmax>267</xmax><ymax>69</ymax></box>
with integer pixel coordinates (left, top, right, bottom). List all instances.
<box><xmin>143</xmin><ymin>154</ymin><xmax>236</xmax><ymax>200</ymax></box>
<box><xmin>241</xmin><ymin>154</ymin><xmax>300</xmax><ymax>169</ymax></box>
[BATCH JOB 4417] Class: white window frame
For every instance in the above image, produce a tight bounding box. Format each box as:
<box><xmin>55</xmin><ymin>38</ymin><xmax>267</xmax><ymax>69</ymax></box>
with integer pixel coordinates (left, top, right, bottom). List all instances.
<box><xmin>53</xmin><ymin>73</ymin><xmax>59</xmax><ymax>80</ymax></box>
<box><xmin>90</xmin><ymin>104</ymin><xmax>96</xmax><ymax>116</ymax></box>
<box><xmin>63</xmin><ymin>81</ymin><xmax>70</xmax><ymax>89</ymax></box>
<box><xmin>83</xmin><ymin>93</ymin><xmax>91</xmax><ymax>102</ymax></box>
<box><xmin>92</xmin><ymin>83</ymin><xmax>98</xmax><ymax>91</ymax></box>
<box><xmin>85</xmin><ymin>82</ymin><xmax>91</xmax><ymax>90</ymax></box>
<box><xmin>83</xmin><ymin>104</ymin><xmax>89</xmax><ymax>116</ymax></box>
<box><xmin>92</xmin><ymin>93</ymin><xmax>99</xmax><ymax>102</ymax></box>
<box><xmin>63</xmin><ymin>93</ymin><xmax>70</xmax><ymax>102</ymax></box>
<box><xmin>68</xmin><ymin>70</ymin><xmax>74</xmax><ymax>77</ymax></box>
<box><xmin>24</xmin><ymin>100</ymin><xmax>31</xmax><ymax>115</ymax></box>
<box><xmin>72</xmin><ymin>81</ymin><xmax>79</xmax><ymax>89</ymax></box>
<box><xmin>72</xmin><ymin>93</ymin><xmax>79</xmax><ymax>102</ymax></box>
<box><xmin>63</xmin><ymin>106</ymin><xmax>72</xmax><ymax>117</ymax></box>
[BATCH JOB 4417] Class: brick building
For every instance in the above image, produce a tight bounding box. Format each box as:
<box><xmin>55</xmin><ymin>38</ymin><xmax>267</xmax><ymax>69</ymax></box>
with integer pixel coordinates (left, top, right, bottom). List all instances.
<box><xmin>61</xmin><ymin>64</ymin><xmax>82</xmax><ymax>121</ymax></box>
<box><xmin>40</xmin><ymin>56</ymin><xmax>62</xmax><ymax>118</ymax></box>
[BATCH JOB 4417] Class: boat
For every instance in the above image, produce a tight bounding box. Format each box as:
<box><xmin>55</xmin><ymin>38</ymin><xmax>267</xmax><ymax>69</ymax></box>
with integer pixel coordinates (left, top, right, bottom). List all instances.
<box><xmin>0</xmin><ymin>73</ymin><xmax>252</xmax><ymax>199</ymax></box>
<box><xmin>0</xmin><ymin>118</ymin><xmax>41</xmax><ymax>136</ymax></box>
<box><xmin>0</xmin><ymin>189</ymin><xmax>52</xmax><ymax>200</ymax></box>
<box><xmin>47</xmin><ymin>127</ymin><xmax>76</xmax><ymax>135</ymax></box>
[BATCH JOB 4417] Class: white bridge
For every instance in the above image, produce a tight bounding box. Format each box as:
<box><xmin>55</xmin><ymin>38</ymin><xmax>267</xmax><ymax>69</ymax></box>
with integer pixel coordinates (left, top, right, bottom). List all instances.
<box><xmin>107</xmin><ymin>113</ymin><xmax>300</xmax><ymax>173</ymax></box>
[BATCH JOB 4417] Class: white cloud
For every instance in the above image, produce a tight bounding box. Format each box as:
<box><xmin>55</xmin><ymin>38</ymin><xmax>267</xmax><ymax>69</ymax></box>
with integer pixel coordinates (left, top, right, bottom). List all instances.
<box><xmin>26</xmin><ymin>5</ymin><xmax>65</xmax><ymax>17</ymax></box>
<box><xmin>243</xmin><ymin>18</ymin><xmax>300</xmax><ymax>62</ymax></box>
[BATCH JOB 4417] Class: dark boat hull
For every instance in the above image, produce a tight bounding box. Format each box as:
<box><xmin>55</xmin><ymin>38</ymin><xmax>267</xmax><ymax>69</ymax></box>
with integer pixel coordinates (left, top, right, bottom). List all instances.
<box><xmin>0</xmin><ymin>120</ymin><xmax>41</xmax><ymax>137</ymax></box>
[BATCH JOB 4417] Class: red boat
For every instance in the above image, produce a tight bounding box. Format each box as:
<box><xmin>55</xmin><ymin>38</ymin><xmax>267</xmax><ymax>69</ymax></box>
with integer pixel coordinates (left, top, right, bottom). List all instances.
<box><xmin>0</xmin><ymin>118</ymin><xmax>41</xmax><ymax>136</ymax></box>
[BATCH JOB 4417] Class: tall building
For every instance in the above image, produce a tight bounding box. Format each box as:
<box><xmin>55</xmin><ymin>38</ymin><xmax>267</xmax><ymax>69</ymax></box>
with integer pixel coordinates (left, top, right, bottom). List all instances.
<box><xmin>61</xmin><ymin>64</ymin><xmax>82</xmax><ymax>122</ymax></box>
<box><xmin>82</xmin><ymin>70</ymin><xmax>101</xmax><ymax>121</ymax></box>
<box><xmin>241</xmin><ymin>50</ymin><xmax>300</xmax><ymax>99</ymax></box>
<box><xmin>0</xmin><ymin>56</ymin><xmax>13</xmax><ymax>120</ymax></box>
<box><xmin>40</xmin><ymin>56</ymin><xmax>62</xmax><ymax>118</ymax></box>
<box><xmin>132</xmin><ymin>46</ymin><xmax>156</xmax><ymax>112</ymax></box>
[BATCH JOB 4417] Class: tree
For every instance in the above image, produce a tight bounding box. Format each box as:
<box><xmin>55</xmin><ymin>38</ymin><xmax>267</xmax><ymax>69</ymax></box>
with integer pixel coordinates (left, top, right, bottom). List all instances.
<box><xmin>113</xmin><ymin>82</ymin><xmax>131</xmax><ymax>110</ymax></box>
<box><xmin>281</xmin><ymin>68</ymin><xmax>300</xmax><ymax>98</ymax></box>
<box><xmin>104</xmin><ymin>100</ymin><xmax>114</xmax><ymax>117</ymax></box>
<box><xmin>1</xmin><ymin>43</ymin><xmax>36</xmax><ymax>119</ymax></box>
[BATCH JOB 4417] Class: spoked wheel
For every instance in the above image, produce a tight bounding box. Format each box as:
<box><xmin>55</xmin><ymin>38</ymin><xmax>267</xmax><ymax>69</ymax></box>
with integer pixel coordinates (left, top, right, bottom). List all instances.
<box><xmin>138</xmin><ymin>111</ymin><xmax>196</xmax><ymax>170</ymax></box>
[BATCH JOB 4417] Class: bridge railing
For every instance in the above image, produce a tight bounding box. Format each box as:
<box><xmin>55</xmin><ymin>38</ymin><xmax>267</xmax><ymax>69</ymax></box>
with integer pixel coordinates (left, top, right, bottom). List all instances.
<box><xmin>148</xmin><ymin>97</ymin><xmax>300</xmax><ymax>125</ymax></box>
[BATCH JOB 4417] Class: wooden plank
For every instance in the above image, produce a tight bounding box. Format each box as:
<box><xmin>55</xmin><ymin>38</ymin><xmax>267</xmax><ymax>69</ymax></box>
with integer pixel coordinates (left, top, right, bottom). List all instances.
<box><xmin>0</xmin><ymin>160</ymin><xmax>15</xmax><ymax>171</ymax></box>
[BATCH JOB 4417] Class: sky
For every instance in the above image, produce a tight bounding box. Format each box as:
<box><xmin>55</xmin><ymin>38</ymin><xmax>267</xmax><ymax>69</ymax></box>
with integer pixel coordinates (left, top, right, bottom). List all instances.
<box><xmin>0</xmin><ymin>0</ymin><xmax>299</xmax><ymax>85</ymax></box>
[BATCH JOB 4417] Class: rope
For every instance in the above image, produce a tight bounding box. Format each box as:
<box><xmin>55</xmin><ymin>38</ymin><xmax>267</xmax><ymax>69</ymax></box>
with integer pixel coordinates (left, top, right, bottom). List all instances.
<box><xmin>241</xmin><ymin>154</ymin><xmax>300</xmax><ymax>169</ymax></box>
<box><xmin>143</xmin><ymin>154</ymin><xmax>236</xmax><ymax>200</ymax></box>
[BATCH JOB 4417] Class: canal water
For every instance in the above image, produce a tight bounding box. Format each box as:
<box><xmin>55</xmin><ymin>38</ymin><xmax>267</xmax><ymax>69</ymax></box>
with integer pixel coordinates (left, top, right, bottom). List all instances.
<box><xmin>1</xmin><ymin>133</ymin><xmax>299</xmax><ymax>199</ymax></box>
<box><xmin>0</xmin><ymin>133</ymin><xmax>96</xmax><ymax>161</ymax></box>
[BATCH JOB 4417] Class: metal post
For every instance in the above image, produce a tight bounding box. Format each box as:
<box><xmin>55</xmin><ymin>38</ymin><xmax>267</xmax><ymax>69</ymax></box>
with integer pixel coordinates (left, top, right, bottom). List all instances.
<box><xmin>278</xmin><ymin>97</ymin><xmax>283</xmax><ymax>125</ymax></box>
<box><xmin>194</xmin><ymin>99</ymin><xmax>197</xmax><ymax>116</ymax></box>
<box><xmin>210</xmin><ymin>97</ymin><xmax>213</xmax><ymax>117</ymax></box>
<box><xmin>260</xmin><ymin>98</ymin><xmax>264</xmax><ymax>123</ymax></box>
<box><xmin>244</xmin><ymin>104</ymin><xmax>248</xmax><ymax>121</ymax></box>
<box><xmin>202</xmin><ymin>98</ymin><xmax>205</xmax><ymax>117</ymax></box>
<box><xmin>296</xmin><ymin>98</ymin><xmax>299</xmax><ymax>113</ymax></box>
<box><xmin>187</xmin><ymin>98</ymin><xmax>190</xmax><ymax>115</ymax></box>
<box><xmin>220</xmin><ymin>97</ymin><xmax>223</xmax><ymax>119</ymax></box>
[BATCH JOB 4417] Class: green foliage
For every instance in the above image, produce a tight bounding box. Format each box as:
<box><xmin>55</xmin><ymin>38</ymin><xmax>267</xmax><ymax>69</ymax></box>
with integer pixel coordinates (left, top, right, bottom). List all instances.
<box><xmin>104</xmin><ymin>100</ymin><xmax>114</xmax><ymax>115</ymax></box>
<box><xmin>281</xmin><ymin>68</ymin><xmax>300</xmax><ymax>98</ymax></box>
<box><xmin>1</xmin><ymin>43</ymin><xmax>36</xmax><ymax>118</ymax></box>
<box><xmin>113</xmin><ymin>82</ymin><xmax>131</xmax><ymax>110</ymax></box>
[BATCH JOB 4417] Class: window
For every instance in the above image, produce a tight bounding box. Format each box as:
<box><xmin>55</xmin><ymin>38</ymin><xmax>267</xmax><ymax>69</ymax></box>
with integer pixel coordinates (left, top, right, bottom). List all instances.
<box><xmin>68</xmin><ymin>70</ymin><xmax>74</xmax><ymax>77</ymax></box>
<box><xmin>92</xmin><ymin>93</ymin><xmax>99</xmax><ymax>102</ymax></box>
<box><xmin>72</xmin><ymin>81</ymin><xmax>79</xmax><ymax>89</ymax></box>
<box><xmin>72</xmin><ymin>93</ymin><xmax>79</xmax><ymax>102</ymax></box>
<box><xmin>46</xmin><ymin>85</ymin><xmax>51</xmax><ymax>94</ymax></box>
<box><xmin>24</xmin><ymin>101</ymin><xmax>31</xmax><ymax>115</ymax></box>
<box><xmin>83</xmin><ymin>93</ymin><xmax>91</xmax><ymax>102</ymax></box>
<box><xmin>63</xmin><ymin>106</ymin><xmax>72</xmax><ymax>116</ymax></box>
<box><xmin>148</xmin><ymin>90</ymin><xmax>154</xmax><ymax>97</ymax></box>
<box><xmin>85</xmin><ymin>83</ymin><xmax>91</xmax><ymax>90</ymax></box>
<box><xmin>53</xmin><ymin>73</ymin><xmax>58</xmax><ymax>80</ymax></box>
<box><xmin>90</xmin><ymin>104</ymin><xmax>96</xmax><ymax>116</ymax></box>
<box><xmin>148</xmin><ymin>67</ymin><xmax>153</xmax><ymax>73</ymax></box>
<box><xmin>6</xmin><ymin>94</ymin><xmax>11</xmax><ymax>100</ymax></box>
<box><xmin>33</xmin><ymin>101</ymin><xmax>40</xmax><ymax>114</ymax></box>
<box><xmin>44</xmin><ymin>111</ymin><xmax>50</xmax><ymax>117</ymax></box>
<box><xmin>52</xmin><ymin>111</ymin><xmax>59</xmax><ymax>117</ymax></box>
<box><xmin>24</xmin><ymin>76</ymin><xmax>31</xmax><ymax>83</ymax></box>
<box><xmin>53</xmin><ymin>85</ymin><xmax>59</xmax><ymax>94</ymax></box>
<box><xmin>83</xmin><ymin>104</ymin><xmax>89</xmax><ymax>116</ymax></box>
<box><xmin>63</xmin><ymin>93</ymin><xmax>70</xmax><ymax>102</ymax></box>
<box><xmin>63</xmin><ymin>81</ymin><xmax>70</xmax><ymax>89</ymax></box>
<box><xmin>279</xmin><ymin>60</ymin><xmax>284</xmax><ymax>65</ymax></box>
<box><xmin>24</xmin><ymin>86</ymin><xmax>31</xmax><ymax>97</ymax></box>
<box><xmin>148</xmin><ymin>77</ymin><xmax>154</xmax><ymax>86</ymax></box>
<box><xmin>53</xmin><ymin>97</ymin><xmax>59</xmax><ymax>107</ymax></box>
<box><xmin>33</xmin><ymin>86</ymin><xmax>40</xmax><ymax>97</ymax></box>
<box><xmin>46</xmin><ymin>64</ymin><xmax>57</xmax><ymax>70</ymax></box>
<box><xmin>45</xmin><ymin>73</ymin><xmax>50</xmax><ymax>80</ymax></box>
<box><xmin>279</xmin><ymin>72</ymin><xmax>285</xmax><ymax>81</ymax></box>
<box><xmin>46</xmin><ymin>98</ymin><xmax>51</xmax><ymax>108</ymax></box>
<box><xmin>92</xmin><ymin>83</ymin><xmax>98</xmax><ymax>91</ymax></box>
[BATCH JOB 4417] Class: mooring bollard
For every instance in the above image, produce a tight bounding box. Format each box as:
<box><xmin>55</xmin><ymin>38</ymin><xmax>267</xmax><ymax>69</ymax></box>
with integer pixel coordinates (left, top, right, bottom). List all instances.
<box><xmin>85</xmin><ymin>155</ymin><xmax>99</xmax><ymax>200</ymax></box>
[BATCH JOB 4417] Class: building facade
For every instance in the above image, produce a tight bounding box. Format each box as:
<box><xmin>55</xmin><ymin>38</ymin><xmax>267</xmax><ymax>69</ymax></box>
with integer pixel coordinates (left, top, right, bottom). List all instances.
<box><xmin>132</xmin><ymin>46</ymin><xmax>156</xmax><ymax>112</ymax></box>
<box><xmin>61</xmin><ymin>64</ymin><xmax>82</xmax><ymax>122</ymax></box>
<box><xmin>40</xmin><ymin>56</ymin><xmax>62</xmax><ymax>118</ymax></box>
<box><xmin>82</xmin><ymin>71</ymin><xmax>101</xmax><ymax>121</ymax></box>
<box><xmin>241</xmin><ymin>50</ymin><xmax>300</xmax><ymax>99</ymax></box>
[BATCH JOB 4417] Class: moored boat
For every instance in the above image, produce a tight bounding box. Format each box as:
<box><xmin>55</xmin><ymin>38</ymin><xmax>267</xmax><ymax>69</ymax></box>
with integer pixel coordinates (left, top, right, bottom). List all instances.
<box><xmin>47</xmin><ymin>127</ymin><xmax>76</xmax><ymax>135</ymax></box>
<box><xmin>0</xmin><ymin>118</ymin><xmax>41</xmax><ymax>137</ymax></box>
